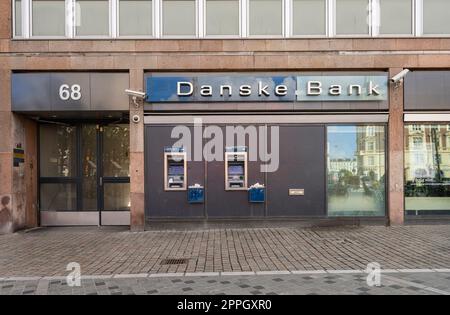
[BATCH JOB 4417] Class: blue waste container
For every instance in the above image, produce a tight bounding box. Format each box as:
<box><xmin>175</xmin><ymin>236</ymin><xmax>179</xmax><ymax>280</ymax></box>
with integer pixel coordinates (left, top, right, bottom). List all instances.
<box><xmin>188</xmin><ymin>186</ymin><xmax>205</xmax><ymax>204</ymax></box>
<box><xmin>249</xmin><ymin>186</ymin><xmax>265</xmax><ymax>203</ymax></box>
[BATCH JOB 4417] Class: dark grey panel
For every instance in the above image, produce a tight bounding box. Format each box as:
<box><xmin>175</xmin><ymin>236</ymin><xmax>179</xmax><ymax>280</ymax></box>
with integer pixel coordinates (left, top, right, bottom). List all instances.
<box><xmin>267</xmin><ymin>126</ymin><xmax>326</xmax><ymax>216</ymax></box>
<box><xmin>12</xmin><ymin>72</ymin><xmax>129</xmax><ymax>112</ymax></box>
<box><xmin>91</xmin><ymin>73</ymin><xmax>129</xmax><ymax>111</ymax></box>
<box><xmin>12</xmin><ymin>73</ymin><xmax>52</xmax><ymax>111</ymax></box>
<box><xmin>206</xmin><ymin>125</ymin><xmax>265</xmax><ymax>218</ymax></box>
<box><xmin>145</xmin><ymin>126</ymin><xmax>205</xmax><ymax>218</ymax></box>
<box><xmin>405</xmin><ymin>71</ymin><xmax>450</xmax><ymax>110</ymax></box>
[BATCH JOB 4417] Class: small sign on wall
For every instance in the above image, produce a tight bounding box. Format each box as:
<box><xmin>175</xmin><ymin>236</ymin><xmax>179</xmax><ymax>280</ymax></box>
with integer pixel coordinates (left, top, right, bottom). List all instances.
<box><xmin>13</xmin><ymin>144</ymin><xmax>24</xmax><ymax>167</ymax></box>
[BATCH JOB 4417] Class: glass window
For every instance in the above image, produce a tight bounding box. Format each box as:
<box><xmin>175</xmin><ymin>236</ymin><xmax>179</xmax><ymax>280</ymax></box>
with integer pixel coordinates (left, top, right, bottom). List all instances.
<box><xmin>405</xmin><ymin>124</ymin><xmax>450</xmax><ymax>215</ymax></box>
<box><xmin>412</xmin><ymin>137</ymin><xmax>423</xmax><ymax>149</ymax></box>
<box><xmin>40</xmin><ymin>125</ymin><xmax>77</xmax><ymax>177</ymax></box>
<box><xmin>104</xmin><ymin>183</ymin><xmax>131</xmax><ymax>210</ymax></box>
<box><xmin>40</xmin><ymin>183</ymin><xmax>77</xmax><ymax>211</ymax></box>
<box><xmin>32</xmin><ymin>0</ymin><xmax>66</xmax><ymax>36</ymax></box>
<box><xmin>162</xmin><ymin>0</ymin><xmax>196</xmax><ymax>36</ymax></box>
<box><xmin>206</xmin><ymin>0</ymin><xmax>239</xmax><ymax>36</ymax></box>
<box><xmin>249</xmin><ymin>0</ymin><xmax>283</xmax><ymax>36</ymax></box>
<box><xmin>423</xmin><ymin>0</ymin><xmax>450</xmax><ymax>35</ymax></box>
<box><xmin>327</xmin><ymin>125</ymin><xmax>386</xmax><ymax>216</ymax></box>
<box><xmin>14</xmin><ymin>0</ymin><xmax>22</xmax><ymax>36</ymax></box>
<box><xmin>293</xmin><ymin>0</ymin><xmax>326</xmax><ymax>36</ymax></box>
<box><xmin>336</xmin><ymin>0</ymin><xmax>370</xmax><ymax>35</ymax></box>
<box><xmin>119</xmin><ymin>0</ymin><xmax>152</xmax><ymax>36</ymax></box>
<box><xmin>76</xmin><ymin>0</ymin><xmax>110</xmax><ymax>36</ymax></box>
<box><xmin>379</xmin><ymin>0</ymin><xmax>412</xmax><ymax>35</ymax></box>
<box><xmin>82</xmin><ymin>125</ymin><xmax>98</xmax><ymax>211</ymax></box>
<box><xmin>103</xmin><ymin>125</ymin><xmax>130</xmax><ymax>177</ymax></box>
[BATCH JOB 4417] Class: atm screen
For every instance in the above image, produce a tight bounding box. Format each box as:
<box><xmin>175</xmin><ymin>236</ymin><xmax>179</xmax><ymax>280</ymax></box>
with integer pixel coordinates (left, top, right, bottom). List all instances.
<box><xmin>228</xmin><ymin>165</ymin><xmax>244</xmax><ymax>175</ymax></box>
<box><xmin>168</xmin><ymin>165</ymin><xmax>184</xmax><ymax>175</ymax></box>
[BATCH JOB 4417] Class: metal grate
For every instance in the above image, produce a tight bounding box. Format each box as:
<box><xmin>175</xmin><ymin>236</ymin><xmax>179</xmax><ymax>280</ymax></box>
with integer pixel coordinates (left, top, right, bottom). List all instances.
<box><xmin>160</xmin><ymin>258</ymin><xmax>189</xmax><ymax>265</ymax></box>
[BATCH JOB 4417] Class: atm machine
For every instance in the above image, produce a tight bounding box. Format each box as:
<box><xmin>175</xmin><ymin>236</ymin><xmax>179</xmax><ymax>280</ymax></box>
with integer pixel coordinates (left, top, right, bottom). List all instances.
<box><xmin>225</xmin><ymin>147</ymin><xmax>248</xmax><ymax>190</ymax></box>
<box><xmin>164</xmin><ymin>147</ymin><xmax>187</xmax><ymax>190</ymax></box>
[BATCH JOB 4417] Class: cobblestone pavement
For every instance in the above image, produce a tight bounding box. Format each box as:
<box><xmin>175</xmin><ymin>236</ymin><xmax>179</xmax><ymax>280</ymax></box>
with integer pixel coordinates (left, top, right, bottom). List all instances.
<box><xmin>1</xmin><ymin>272</ymin><xmax>449</xmax><ymax>295</ymax></box>
<box><xmin>0</xmin><ymin>225</ymin><xmax>449</xmax><ymax>277</ymax></box>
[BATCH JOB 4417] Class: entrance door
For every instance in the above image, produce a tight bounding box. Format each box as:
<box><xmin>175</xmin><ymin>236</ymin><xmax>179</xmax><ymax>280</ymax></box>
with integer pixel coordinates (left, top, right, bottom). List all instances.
<box><xmin>40</xmin><ymin>123</ymin><xmax>130</xmax><ymax>226</ymax></box>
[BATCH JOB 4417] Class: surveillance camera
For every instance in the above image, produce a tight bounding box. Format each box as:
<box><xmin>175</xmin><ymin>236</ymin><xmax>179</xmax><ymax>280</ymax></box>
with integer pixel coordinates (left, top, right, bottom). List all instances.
<box><xmin>132</xmin><ymin>115</ymin><xmax>141</xmax><ymax>124</ymax></box>
<box><xmin>125</xmin><ymin>89</ymin><xmax>146</xmax><ymax>99</ymax></box>
<box><xmin>390</xmin><ymin>69</ymin><xmax>410</xmax><ymax>84</ymax></box>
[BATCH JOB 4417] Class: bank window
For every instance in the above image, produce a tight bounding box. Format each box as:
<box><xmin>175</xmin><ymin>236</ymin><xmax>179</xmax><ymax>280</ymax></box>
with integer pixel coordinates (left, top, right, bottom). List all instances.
<box><xmin>75</xmin><ymin>0</ymin><xmax>110</xmax><ymax>36</ymax></box>
<box><xmin>423</xmin><ymin>0</ymin><xmax>450</xmax><ymax>35</ymax></box>
<box><xmin>119</xmin><ymin>0</ymin><xmax>153</xmax><ymax>36</ymax></box>
<box><xmin>405</xmin><ymin>124</ymin><xmax>450</xmax><ymax>216</ymax></box>
<box><xmin>249</xmin><ymin>0</ymin><xmax>283</xmax><ymax>36</ymax></box>
<box><xmin>162</xmin><ymin>0</ymin><xmax>196</xmax><ymax>36</ymax></box>
<box><xmin>336</xmin><ymin>0</ymin><xmax>370</xmax><ymax>35</ymax></box>
<box><xmin>206</xmin><ymin>0</ymin><xmax>240</xmax><ymax>36</ymax></box>
<box><xmin>14</xmin><ymin>0</ymin><xmax>22</xmax><ymax>37</ymax></box>
<box><xmin>32</xmin><ymin>0</ymin><xmax>66</xmax><ymax>36</ymax></box>
<box><xmin>327</xmin><ymin>125</ymin><xmax>386</xmax><ymax>216</ymax></box>
<box><xmin>378</xmin><ymin>0</ymin><xmax>413</xmax><ymax>35</ymax></box>
<box><xmin>292</xmin><ymin>0</ymin><xmax>326</xmax><ymax>36</ymax></box>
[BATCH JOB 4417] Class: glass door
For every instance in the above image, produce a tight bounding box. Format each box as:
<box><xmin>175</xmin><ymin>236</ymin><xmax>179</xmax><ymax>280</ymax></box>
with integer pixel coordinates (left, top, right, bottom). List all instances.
<box><xmin>100</xmin><ymin>124</ymin><xmax>131</xmax><ymax>219</ymax></box>
<box><xmin>40</xmin><ymin>123</ymin><xmax>130</xmax><ymax>226</ymax></box>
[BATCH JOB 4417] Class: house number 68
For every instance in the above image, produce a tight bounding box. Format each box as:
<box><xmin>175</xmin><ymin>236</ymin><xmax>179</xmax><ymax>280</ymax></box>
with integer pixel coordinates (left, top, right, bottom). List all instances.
<box><xmin>59</xmin><ymin>84</ymin><xmax>82</xmax><ymax>101</ymax></box>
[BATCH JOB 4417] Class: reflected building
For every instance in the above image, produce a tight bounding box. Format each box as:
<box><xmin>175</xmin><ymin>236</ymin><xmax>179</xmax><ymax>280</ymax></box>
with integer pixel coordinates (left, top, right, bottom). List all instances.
<box><xmin>356</xmin><ymin>126</ymin><xmax>386</xmax><ymax>181</ymax></box>
<box><xmin>404</xmin><ymin>125</ymin><xmax>450</xmax><ymax>181</ymax></box>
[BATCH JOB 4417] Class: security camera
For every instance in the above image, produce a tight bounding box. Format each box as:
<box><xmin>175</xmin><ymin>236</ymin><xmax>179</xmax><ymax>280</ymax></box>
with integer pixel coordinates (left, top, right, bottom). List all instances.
<box><xmin>132</xmin><ymin>115</ymin><xmax>141</xmax><ymax>123</ymax></box>
<box><xmin>390</xmin><ymin>69</ymin><xmax>410</xmax><ymax>84</ymax></box>
<box><xmin>125</xmin><ymin>89</ymin><xmax>146</xmax><ymax>99</ymax></box>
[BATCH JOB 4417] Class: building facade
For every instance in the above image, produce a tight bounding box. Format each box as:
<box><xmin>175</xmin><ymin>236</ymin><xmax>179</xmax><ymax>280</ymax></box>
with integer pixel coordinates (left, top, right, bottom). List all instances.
<box><xmin>1</xmin><ymin>0</ymin><xmax>450</xmax><ymax>232</ymax></box>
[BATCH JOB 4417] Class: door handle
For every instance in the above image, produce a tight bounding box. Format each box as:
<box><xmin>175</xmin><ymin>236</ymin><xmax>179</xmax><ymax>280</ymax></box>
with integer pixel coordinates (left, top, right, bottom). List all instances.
<box><xmin>99</xmin><ymin>177</ymin><xmax>103</xmax><ymax>187</ymax></box>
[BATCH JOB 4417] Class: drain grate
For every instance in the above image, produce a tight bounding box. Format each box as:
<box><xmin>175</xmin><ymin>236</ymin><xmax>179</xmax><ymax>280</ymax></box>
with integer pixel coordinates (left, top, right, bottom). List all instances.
<box><xmin>160</xmin><ymin>258</ymin><xmax>190</xmax><ymax>265</ymax></box>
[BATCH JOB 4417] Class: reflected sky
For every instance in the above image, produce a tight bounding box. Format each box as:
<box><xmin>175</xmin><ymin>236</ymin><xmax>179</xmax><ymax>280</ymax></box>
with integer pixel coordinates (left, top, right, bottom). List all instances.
<box><xmin>328</xmin><ymin>126</ymin><xmax>357</xmax><ymax>159</ymax></box>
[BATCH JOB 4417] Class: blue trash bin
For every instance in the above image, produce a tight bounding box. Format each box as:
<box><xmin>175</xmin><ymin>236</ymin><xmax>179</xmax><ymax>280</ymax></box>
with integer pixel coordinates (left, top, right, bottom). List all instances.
<box><xmin>188</xmin><ymin>185</ymin><xmax>205</xmax><ymax>204</ymax></box>
<box><xmin>249</xmin><ymin>186</ymin><xmax>265</xmax><ymax>203</ymax></box>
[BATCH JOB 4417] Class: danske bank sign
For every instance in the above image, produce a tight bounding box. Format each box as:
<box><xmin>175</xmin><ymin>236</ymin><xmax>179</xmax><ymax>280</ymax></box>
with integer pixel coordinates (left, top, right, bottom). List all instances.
<box><xmin>146</xmin><ymin>74</ymin><xmax>388</xmax><ymax>103</ymax></box>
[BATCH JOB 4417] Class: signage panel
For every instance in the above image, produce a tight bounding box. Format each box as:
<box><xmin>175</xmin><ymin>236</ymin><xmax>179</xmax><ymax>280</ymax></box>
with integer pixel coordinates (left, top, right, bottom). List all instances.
<box><xmin>146</xmin><ymin>74</ymin><xmax>388</xmax><ymax>103</ymax></box>
<box><xmin>12</xmin><ymin>72</ymin><xmax>129</xmax><ymax>112</ymax></box>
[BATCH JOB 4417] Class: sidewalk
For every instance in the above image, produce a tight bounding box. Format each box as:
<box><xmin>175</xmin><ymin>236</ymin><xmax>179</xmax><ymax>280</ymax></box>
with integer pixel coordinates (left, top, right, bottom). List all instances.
<box><xmin>0</xmin><ymin>225</ymin><xmax>449</xmax><ymax>278</ymax></box>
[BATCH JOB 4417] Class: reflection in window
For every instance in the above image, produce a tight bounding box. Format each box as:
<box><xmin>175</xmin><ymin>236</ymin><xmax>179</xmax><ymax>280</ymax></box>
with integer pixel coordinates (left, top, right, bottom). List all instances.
<box><xmin>378</xmin><ymin>0</ymin><xmax>412</xmax><ymax>35</ymax></box>
<box><xmin>336</xmin><ymin>0</ymin><xmax>370</xmax><ymax>35</ymax></box>
<box><xmin>327</xmin><ymin>126</ymin><xmax>386</xmax><ymax>216</ymax></box>
<box><xmin>206</xmin><ymin>0</ymin><xmax>240</xmax><ymax>36</ymax></box>
<box><xmin>423</xmin><ymin>0</ymin><xmax>450</xmax><ymax>35</ymax></box>
<box><xmin>104</xmin><ymin>183</ymin><xmax>131</xmax><ymax>211</ymax></box>
<box><xmin>40</xmin><ymin>125</ymin><xmax>77</xmax><ymax>177</ymax></box>
<box><xmin>32</xmin><ymin>0</ymin><xmax>66</xmax><ymax>36</ymax></box>
<box><xmin>40</xmin><ymin>183</ymin><xmax>77</xmax><ymax>211</ymax></box>
<box><xmin>76</xmin><ymin>0</ymin><xmax>110</xmax><ymax>36</ymax></box>
<box><xmin>293</xmin><ymin>0</ymin><xmax>326</xmax><ymax>36</ymax></box>
<box><xmin>15</xmin><ymin>0</ymin><xmax>22</xmax><ymax>36</ymax></box>
<box><xmin>249</xmin><ymin>0</ymin><xmax>283</xmax><ymax>36</ymax></box>
<box><xmin>103</xmin><ymin>125</ymin><xmax>130</xmax><ymax>177</ymax></box>
<box><xmin>119</xmin><ymin>0</ymin><xmax>153</xmax><ymax>36</ymax></box>
<box><xmin>163</xmin><ymin>0</ymin><xmax>196</xmax><ymax>36</ymax></box>
<box><xmin>405</xmin><ymin>124</ymin><xmax>450</xmax><ymax>215</ymax></box>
